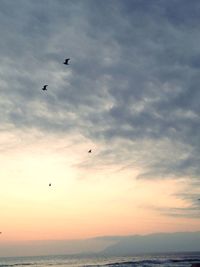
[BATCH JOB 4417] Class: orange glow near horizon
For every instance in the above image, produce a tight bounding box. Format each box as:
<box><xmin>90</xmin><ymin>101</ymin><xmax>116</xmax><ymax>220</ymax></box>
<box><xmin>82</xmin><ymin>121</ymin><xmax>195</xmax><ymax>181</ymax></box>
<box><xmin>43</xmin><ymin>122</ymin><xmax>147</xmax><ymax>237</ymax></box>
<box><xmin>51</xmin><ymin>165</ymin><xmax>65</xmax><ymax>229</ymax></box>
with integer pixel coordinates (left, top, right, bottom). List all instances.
<box><xmin>0</xmin><ymin>130</ymin><xmax>200</xmax><ymax>242</ymax></box>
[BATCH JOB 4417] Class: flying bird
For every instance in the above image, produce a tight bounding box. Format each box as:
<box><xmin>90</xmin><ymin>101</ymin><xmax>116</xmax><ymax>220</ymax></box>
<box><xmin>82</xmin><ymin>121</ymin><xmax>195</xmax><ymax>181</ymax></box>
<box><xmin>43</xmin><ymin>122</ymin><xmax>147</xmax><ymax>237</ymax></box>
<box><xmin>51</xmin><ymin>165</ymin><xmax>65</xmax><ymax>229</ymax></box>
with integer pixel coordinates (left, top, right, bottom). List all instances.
<box><xmin>63</xmin><ymin>58</ymin><xmax>70</xmax><ymax>65</ymax></box>
<box><xmin>88</xmin><ymin>149</ymin><xmax>92</xmax><ymax>153</ymax></box>
<box><xmin>42</xmin><ymin>85</ymin><xmax>48</xmax><ymax>91</ymax></box>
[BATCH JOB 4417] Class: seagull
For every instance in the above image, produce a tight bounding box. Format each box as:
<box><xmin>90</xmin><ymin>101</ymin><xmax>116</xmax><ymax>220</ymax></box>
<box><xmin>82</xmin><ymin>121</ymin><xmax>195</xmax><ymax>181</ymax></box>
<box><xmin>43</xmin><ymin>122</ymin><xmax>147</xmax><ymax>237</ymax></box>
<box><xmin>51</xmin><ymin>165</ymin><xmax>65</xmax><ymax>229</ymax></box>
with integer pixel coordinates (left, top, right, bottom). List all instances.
<box><xmin>63</xmin><ymin>58</ymin><xmax>70</xmax><ymax>65</ymax></box>
<box><xmin>88</xmin><ymin>149</ymin><xmax>92</xmax><ymax>153</ymax></box>
<box><xmin>42</xmin><ymin>85</ymin><xmax>48</xmax><ymax>91</ymax></box>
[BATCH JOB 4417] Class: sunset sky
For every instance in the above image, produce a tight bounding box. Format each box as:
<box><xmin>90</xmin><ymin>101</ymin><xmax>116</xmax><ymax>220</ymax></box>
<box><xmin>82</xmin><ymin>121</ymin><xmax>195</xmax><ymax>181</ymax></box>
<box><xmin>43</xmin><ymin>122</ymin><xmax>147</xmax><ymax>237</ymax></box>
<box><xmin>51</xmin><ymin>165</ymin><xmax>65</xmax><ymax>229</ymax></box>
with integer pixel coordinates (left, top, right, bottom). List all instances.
<box><xmin>0</xmin><ymin>0</ymin><xmax>200</xmax><ymax>249</ymax></box>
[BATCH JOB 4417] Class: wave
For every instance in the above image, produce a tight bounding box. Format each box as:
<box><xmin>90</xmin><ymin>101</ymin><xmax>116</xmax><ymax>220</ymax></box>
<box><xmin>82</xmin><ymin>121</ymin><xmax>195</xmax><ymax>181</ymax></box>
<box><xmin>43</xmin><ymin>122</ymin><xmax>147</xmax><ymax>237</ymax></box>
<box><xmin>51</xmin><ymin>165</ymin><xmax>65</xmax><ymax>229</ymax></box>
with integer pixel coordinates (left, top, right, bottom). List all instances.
<box><xmin>0</xmin><ymin>264</ymin><xmax>35</xmax><ymax>267</ymax></box>
<box><xmin>0</xmin><ymin>262</ymin><xmax>81</xmax><ymax>267</ymax></box>
<box><xmin>0</xmin><ymin>254</ymin><xmax>200</xmax><ymax>267</ymax></box>
<box><xmin>100</xmin><ymin>257</ymin><xmax>200</xmax><ymax>266</ymax></box>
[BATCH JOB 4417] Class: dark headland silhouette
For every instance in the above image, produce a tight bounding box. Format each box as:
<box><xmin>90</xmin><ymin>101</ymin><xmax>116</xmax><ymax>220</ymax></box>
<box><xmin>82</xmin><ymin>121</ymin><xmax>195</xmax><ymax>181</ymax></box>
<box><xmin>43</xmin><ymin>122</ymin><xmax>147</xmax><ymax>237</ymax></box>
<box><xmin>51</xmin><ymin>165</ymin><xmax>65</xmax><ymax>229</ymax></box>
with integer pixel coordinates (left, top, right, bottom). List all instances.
<box><xmin>100</xmin><ymin>231</ymin><xmax>200</xmax><ymax>255</ymax></box>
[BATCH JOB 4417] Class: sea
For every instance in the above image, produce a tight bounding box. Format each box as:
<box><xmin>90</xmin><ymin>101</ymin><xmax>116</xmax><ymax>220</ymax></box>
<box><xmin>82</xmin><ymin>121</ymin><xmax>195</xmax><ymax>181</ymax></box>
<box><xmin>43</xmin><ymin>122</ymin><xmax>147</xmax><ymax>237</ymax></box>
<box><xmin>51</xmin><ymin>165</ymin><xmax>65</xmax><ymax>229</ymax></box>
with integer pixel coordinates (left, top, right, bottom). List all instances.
<box><xmin>0</xmin><ymin>252</ymin><xmax>200</xmax><ymax>267</ymax></box>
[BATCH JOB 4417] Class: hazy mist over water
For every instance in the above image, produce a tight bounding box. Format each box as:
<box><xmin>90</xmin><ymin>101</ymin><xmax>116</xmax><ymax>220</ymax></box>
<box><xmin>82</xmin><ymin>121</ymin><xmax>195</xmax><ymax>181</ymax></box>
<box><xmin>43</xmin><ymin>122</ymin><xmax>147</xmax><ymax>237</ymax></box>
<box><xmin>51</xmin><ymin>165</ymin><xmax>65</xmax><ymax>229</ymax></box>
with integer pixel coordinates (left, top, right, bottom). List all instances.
<box><xmin>0</xmin><ymin>232</ymin><xmax>200</xmax><ymax>258</ymax></box>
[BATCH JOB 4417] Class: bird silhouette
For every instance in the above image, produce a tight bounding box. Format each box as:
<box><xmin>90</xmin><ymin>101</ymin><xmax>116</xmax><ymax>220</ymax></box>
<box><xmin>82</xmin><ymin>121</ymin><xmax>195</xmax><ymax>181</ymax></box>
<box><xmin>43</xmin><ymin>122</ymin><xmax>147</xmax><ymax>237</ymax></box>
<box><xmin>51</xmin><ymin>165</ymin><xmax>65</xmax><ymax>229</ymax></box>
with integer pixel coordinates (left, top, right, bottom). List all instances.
<box><xmin>42</xmin><ymin>85</ymin><xmax>48</xmax><ymax>91</ymax></box>
<box><xmin>63</xmin><ymin>58</ymin><xmax>70</xmax><ymax>65</ymax></box>
<box><xmin>88</xmin><ymin>149</ymin><xmax>92</xmax><ymax>153</ymax></box>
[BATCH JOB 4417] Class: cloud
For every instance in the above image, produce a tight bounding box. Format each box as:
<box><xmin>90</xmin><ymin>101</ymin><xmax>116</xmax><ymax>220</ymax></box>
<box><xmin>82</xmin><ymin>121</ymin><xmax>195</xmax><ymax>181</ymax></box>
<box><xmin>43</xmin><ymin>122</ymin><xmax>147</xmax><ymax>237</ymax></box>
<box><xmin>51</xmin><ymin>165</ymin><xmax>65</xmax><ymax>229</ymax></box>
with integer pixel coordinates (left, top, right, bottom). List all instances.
<box><xmin>150</xmin><ymin>186</ymin><xmax>200</xmax><ymax>219</ymax></box>
<box><xmin>156</xmin><ymin>205</ymin><xmax>200</xmax><ymax>219</ymax></box>
<box><xmin>1</xmin><ymin>0</ymin><xmax>200</xmax><ymax>190</ymax></box>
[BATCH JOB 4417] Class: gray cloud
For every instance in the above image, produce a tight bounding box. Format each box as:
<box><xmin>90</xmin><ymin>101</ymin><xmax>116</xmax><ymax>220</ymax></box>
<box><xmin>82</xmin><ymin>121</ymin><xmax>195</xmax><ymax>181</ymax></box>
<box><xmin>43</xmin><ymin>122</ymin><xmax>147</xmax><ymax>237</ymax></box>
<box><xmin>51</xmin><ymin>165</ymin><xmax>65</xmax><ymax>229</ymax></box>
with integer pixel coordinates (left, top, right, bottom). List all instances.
<box><xmin>155</xmin><ymin>205</ymin><xmax>200</xmax><ymax>219</ymax></box>
<box><xmin>0</xmin><ymin>0</ymin><xmax>200</xmax><ymax>202</ymax></box>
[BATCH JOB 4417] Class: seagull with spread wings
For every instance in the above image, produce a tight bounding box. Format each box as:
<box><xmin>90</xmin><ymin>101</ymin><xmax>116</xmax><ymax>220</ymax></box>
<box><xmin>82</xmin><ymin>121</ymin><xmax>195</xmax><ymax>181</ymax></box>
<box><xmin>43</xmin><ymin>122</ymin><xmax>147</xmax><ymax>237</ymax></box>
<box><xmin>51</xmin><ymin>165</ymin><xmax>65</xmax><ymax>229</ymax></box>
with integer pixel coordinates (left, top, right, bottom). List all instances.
<box><xmin>42</xmin><ymin>85</ymin><xmax>48</xmax><ymax>91</ymax></box>
<box><xmin>63</xmin><ymin>58</ymin><xmax>70</xmax><ymax>65</ymax></box>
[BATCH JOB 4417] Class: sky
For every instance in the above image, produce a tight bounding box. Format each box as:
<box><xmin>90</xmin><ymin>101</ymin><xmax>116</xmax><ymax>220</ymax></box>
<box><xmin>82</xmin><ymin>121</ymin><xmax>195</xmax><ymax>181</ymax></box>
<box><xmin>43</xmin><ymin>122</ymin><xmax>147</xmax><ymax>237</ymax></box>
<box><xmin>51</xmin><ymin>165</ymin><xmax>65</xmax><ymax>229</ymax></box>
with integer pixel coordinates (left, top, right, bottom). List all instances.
<box><xmin>0</xmin><ymin>0</ymin><xmax>200</xmax><ymax>255</ymax></box>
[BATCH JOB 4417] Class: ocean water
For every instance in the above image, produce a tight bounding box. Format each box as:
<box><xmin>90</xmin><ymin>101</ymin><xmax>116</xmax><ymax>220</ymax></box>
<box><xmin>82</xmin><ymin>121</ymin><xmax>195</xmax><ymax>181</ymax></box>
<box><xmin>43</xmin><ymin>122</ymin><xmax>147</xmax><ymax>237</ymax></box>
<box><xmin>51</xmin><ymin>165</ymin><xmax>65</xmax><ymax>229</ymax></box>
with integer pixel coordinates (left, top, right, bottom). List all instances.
<box><xmin>0</xmin><ymin>252</ymin><xmax>199</xmax><ymax>267</ymax></box>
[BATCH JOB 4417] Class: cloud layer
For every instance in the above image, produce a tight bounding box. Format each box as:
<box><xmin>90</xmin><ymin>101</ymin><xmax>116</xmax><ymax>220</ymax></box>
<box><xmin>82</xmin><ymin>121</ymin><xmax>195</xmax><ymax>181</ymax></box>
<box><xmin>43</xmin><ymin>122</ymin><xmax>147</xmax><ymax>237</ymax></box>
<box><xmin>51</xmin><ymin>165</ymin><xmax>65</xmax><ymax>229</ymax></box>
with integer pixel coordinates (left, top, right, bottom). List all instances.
<box><xmin>0</xmin><ymin>0</ymin><xmax>200</xmax><ymax>213</ymax></box>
